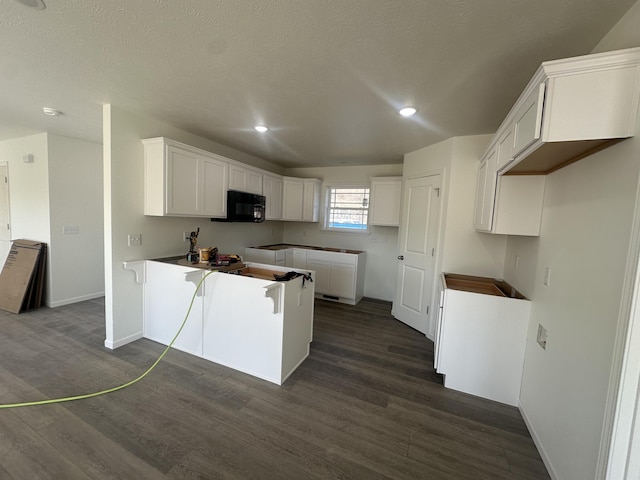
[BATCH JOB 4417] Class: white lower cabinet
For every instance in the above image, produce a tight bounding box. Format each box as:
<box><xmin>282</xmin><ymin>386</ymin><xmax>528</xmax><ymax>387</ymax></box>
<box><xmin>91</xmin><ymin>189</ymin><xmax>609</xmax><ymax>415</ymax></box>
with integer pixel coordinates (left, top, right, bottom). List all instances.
<box><xmin>245</xmin><ymin>246</ymin><xmax>366</xmax><ymax>305</ymax></box>
<box><xmin>306</xmin><ymin>250</ymin><xmax>365</xmax><ymax>305</ymax></box>
<box><xmin>142</xmin><ymin>260</ymin><xmax>315</xmax><ymax>385</ymax></box>
<box><xmin>435</xmin><ymin>273</ymin><xmax>531</xmax><ymax>407</ymax></box>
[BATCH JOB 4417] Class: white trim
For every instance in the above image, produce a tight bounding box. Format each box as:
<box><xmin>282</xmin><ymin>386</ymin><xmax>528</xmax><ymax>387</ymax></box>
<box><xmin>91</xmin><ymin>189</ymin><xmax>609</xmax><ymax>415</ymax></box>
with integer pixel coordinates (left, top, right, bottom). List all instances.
<box><xmin>104</xmin><ymin>331</ymin><xmax>143</xmax><ymax>350</ymax></box>
<box><xmin>519</xmin><ymin>399</ymin><xmax>559</xmax><ymax>480</ymax></box>
<box><xmin>46</xmin><ymin>292</ymin><xmax>105</xmax><ymax>308</ymax></box>
<box><xmin>604</xmin><ymin>171</ymin><xmax>640</xmax><ymax>479</ymax></box>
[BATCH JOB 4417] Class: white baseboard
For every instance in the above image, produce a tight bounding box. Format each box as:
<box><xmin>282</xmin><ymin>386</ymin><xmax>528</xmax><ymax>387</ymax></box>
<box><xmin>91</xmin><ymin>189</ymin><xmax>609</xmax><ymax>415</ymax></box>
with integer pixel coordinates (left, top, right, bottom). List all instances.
<box><xmin>47</xmin><ymin>292</ymin><xmax>105</xmax><ymax>308</ymax></box>
<box><xmin>104</xmin><ymin>331</ymin><xmax>143</xmax><ymax>350</ymax></box>
<box><xmin>519</xmin><ymin>399</ymin><xmax>559</xmax><ymax>480</ymax></box>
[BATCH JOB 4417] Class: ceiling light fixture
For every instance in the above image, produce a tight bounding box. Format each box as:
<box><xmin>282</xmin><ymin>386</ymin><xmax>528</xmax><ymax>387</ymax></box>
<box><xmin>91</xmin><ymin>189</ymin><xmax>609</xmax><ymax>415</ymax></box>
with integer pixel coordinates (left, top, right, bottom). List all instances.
<box><xmin>13</xmin><ymin>0</ymin><xmax>46</xmax><ymax>9</ymax></box>
<box><xmin>42</xmin><ymin>107</ymin><xmax>63</xmax><ymax>116</ymax></box>
<box><xmin>399</xmin><ymin>107</ymin><xmax>417</xmax><ymax>117</ymax></box>
<box><xmin>254</xmin><ymin>125</ymin><xmax>268</xmax><ymax>133</ymax></box>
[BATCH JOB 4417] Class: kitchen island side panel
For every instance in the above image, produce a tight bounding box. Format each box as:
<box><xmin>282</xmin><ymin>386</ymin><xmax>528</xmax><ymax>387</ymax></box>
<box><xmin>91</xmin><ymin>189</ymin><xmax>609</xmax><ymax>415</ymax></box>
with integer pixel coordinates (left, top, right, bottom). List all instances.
<box><xmin>202</xmin><ymin>272</ymin><xmax>285</xmax><ymax>384</ymax></box>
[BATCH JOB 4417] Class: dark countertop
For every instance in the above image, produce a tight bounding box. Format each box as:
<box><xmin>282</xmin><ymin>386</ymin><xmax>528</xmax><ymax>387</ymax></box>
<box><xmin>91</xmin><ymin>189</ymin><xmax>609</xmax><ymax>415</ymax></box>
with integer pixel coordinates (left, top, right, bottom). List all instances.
<box><xmin>251</xmin><ymin>244</ymin><xmax>364</xmax><ymax>254</ymax></box>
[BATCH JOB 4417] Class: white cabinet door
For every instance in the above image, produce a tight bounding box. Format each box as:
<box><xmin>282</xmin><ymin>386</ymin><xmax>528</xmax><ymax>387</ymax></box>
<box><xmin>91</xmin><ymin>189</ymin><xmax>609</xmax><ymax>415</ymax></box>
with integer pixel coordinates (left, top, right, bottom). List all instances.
<box><xmin>512</xmin><ymin>83</ymin><xmax>546</xmax><ymax>157</ymax></box>
<box><xmin>302</xmin><ymin>179</ymin><xmax>321</xmax><ymax>222</ymax></box>
<box><xmin>166</xmin><ymin>146</ymin><xmax>200</xmax><ymax>215</ymax></box>
<box><xmin>292</xmin><ymin>249</ymin><xmax>307</xmax><ymax>269</ymax></box>
<box><xmin>496</xmin><ymin>128</ymin><xmax>514</xmax><ymax>170</ymax></box>
<box><xmin>144</xmin><ymin>138</ymin><xmax>228</xmax><ymax>218</ymax></box>
<box><xmin>473</xmin><ymin>148</ymin><xmax>497</xmax><ymax>232</ymax></box>
<box><xmin>229</xmin><ymin>164</ymin><xmax>263</xmax><ymax>195</ymax></box>
<box><xmin>282</xmin><ymin>178</ymin><xmax>304</xmax><ymax>221</ymax></box>
<box><xmin>263</xmin><ymin>174</ymin><xmax>283</xmax><ymax>220</ymax></box>
<box><xmin>369</xmin><ymin>177</ymin><xmax>402</xmax><ymax>226</ymax></box>
<box><xmin>200</xmin><ymin>156</ymin><xmax>228</xmax><ymax>217</ymax></box>
<box><xmin>282</xmin><ymin>177</ymin><xmax>321</xmax><ymax>222</ymax></box>
<box><xmin>330</xmin><ymin>263</ymin><xmax>356</xmax><ymax>298</ymax></box>
<box><xmin>307</xmin><ymin>258</ymin><xmax>330</xmax><ymax>294</ymax></box>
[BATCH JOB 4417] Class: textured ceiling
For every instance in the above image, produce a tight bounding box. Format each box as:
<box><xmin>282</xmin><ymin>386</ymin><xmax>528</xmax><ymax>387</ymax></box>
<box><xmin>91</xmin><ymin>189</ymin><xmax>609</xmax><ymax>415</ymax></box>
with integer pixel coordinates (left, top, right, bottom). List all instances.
<box><xmin>0</xmin><ymin>0</ymin><xmax>635</xmax><ymax>167</ymax></box>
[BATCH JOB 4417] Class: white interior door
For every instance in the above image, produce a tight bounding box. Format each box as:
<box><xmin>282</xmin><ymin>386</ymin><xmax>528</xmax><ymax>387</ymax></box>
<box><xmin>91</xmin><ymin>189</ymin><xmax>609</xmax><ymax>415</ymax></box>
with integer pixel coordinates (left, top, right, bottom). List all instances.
<box><xmin>392</xmin><ymin>174</ymin><xmax>441</xmax><ymax>334</ymax></box>
<box><xmin>0</xmin><ymin>164</ymin><xmax>11</xmax><ymax>267</ymax></box>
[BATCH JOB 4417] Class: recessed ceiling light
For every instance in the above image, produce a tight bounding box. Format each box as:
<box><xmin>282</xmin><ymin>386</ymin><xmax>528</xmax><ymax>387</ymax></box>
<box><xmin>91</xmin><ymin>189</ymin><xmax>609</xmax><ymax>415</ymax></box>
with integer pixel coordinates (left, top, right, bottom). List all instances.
<box><xmin>42</xmin><ymin>107</ymin><xmax>63</xmax><ymax>116</ymax></box>
<box><xmin>399</xmin><ymin>107</ymin><xmax>417</xmax><ymax>117</ymax></box>
<box><xmin>254</xmin><ymin>125</ymin><xmax>268</xmax><ymax>133</ymax></box>
<box><xmin>13</xmin><ymin>0</ymin><xmax>46</xmax><ymax>9</ymax></box>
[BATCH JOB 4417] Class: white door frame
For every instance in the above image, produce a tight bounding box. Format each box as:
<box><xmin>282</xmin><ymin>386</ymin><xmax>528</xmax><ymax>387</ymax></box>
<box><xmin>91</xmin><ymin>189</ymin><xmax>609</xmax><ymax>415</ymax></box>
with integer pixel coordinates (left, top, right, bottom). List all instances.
<box><xmin>602</xmin><ymin>174</ymin><xmax>640</xmax><ymax>479</ymax></box>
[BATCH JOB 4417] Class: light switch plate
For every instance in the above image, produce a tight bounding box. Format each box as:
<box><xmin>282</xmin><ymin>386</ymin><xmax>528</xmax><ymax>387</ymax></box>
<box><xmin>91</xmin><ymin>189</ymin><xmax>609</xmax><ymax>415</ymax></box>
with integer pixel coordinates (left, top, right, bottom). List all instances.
<box><xmin>544</xmin><ymin>266</ymin><xmax>551</xmax><ymax>286</ymax></box>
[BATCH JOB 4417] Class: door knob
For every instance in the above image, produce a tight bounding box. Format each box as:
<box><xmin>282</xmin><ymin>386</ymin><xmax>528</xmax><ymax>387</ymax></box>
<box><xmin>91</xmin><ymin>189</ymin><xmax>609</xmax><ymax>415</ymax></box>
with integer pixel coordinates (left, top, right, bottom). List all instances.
<box><xmin>397</xmin><ymin>255</ymin><xmax>404</xmax><ymax>260</ymax></box>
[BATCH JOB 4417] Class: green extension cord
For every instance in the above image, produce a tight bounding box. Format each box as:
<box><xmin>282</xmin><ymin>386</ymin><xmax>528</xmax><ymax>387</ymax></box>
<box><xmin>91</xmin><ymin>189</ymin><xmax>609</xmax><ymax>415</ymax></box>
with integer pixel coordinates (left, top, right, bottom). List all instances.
<box><xmin>0</xmin><ymin>270</ymin><xmax>213</xmax><ymax>409</ymax></box>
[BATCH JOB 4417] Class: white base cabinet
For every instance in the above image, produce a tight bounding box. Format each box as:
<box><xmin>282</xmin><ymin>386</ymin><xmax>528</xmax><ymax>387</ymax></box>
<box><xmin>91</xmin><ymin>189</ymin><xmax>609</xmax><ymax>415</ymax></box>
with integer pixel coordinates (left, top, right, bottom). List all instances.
<box><xmin>141</xmin><ymin>260</ymin><xmax>314</xmax><ymax>385</ymax></box>
<box><xmin>245</xmin><ymin>246</ymin><xmax>366</xmax><ymax>305</ymax></box>
<box><xmin>435</xmin><ymin>273</ymin><xmax>531</xmax><ymax>406</ymax></box>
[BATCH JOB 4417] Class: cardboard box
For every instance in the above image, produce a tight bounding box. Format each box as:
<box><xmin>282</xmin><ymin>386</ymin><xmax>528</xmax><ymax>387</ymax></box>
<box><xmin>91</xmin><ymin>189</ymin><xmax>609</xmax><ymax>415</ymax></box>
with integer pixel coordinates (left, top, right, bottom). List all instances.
<box><xmin>0</xmin><ymin>240</ymin><xmax>47</xmax><ymax>314</ymax></box>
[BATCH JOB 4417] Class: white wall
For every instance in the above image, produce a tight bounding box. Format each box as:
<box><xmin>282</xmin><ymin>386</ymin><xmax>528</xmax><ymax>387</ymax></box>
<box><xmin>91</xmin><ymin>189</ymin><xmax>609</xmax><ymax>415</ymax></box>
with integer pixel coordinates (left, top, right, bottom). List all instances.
<box><xmin>500</xmin><ymin>5</ymin><xmax>640</xmax><ymax>479</ymax></box>
<box><xmin>404</xmin><ymin>134</ymin><xmax>506</xmax><ymax>277</ymax></box>
<box><xmin>0</xmin><ymin>133</ymin><xmax>104</xmax><ymax>307</ymax></box>
<box><xmin>503</xmin><ymin>138</ymin><xmax>640</xmax><ymax>480</ymax></box>
<box><xmin>47</xmin><ymin>134</ymin><xmax>104</xmax><ymax>306</ymax></box>
<box><xmin>283</xmin><ymin>164</ymin><xmax>403</xmax><ymax>302</ymax></box>
<box><xmin>592</xmin><ymin>0</ymin><xmax>640</xmax><ymax>54</ymax></box>
<box><xmin>0</xmin><ymin>133</ymin><xmax>51</xmax><ymax>245</ymax></box>
<box><xmin>104</xmin><ymin>105</ymin><xmax>284</xmax><ymax>348</ymax></box>
<box><xmin>402</xmin><ymin>135</ymin><xmax>506</xmax><ymax>338</ymax></box>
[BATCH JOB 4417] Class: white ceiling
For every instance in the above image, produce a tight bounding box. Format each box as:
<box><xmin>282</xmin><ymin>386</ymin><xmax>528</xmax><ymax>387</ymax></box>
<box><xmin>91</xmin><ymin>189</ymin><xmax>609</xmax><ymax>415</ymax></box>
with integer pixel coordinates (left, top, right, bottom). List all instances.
<box><xmin>0</xmin><ymin>0</ymin><xmax>635</xmax><ymax>168</ymax></box>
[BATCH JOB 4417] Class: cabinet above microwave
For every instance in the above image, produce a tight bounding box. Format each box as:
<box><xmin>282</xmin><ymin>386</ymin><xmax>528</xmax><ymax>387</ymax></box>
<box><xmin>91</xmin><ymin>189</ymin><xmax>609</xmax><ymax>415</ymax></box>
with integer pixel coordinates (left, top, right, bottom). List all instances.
<box><xmin>489</xmin><ymin>47</ymin><xmax>640</xmax><ymax>176</ymax></box>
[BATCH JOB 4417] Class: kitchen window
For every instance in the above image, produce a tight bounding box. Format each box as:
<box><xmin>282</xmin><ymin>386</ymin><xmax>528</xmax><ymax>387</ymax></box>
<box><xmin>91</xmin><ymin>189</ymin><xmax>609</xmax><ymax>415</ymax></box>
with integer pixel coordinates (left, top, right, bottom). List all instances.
<box><xmin>324</xmin><ymin>186</ymin><xmax>370</xmax><ymax>232</ymax></box>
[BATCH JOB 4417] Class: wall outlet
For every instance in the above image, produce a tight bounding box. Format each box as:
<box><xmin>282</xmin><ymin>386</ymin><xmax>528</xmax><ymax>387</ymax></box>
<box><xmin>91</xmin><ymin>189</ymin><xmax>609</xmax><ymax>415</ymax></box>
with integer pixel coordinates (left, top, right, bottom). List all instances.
<box><xmin>63</xmin><ymin>225</ymin><xmax>79</xmax><ymax>235</ymax></box>
<box><xmin>514</xmin><ymin>255</ymin><xmax>519</xmax><ymax>269</ymax></box>
<box><xmin>544</xmin><ymin>266</ymin><xmax>551</xmax><ymax>286</ymax></box>
<box><xmin>370</xmin><ymin>234</ymin><xmax>378</xmax><ymax>243</ymax></box>
<box><xmin>183</xmin><ymin>232</ymin><xmax>190</xmax><ymax>242</ymax></box>
<box><xmin>128</xmin><ymin>234</ymin><xmax>142</xmax><ymax>247</ymax></box>
<box><xmin>537</xmin><ymin>324</ymin><xmax>548</xmax><ymax>350</ymax></box>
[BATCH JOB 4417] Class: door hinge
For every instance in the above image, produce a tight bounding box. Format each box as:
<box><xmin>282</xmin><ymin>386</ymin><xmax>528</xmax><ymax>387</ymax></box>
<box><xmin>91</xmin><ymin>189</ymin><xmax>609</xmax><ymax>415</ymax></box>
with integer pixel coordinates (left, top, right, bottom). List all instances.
<box><xmin>431</xmin><ymin>248</ymin><xmax>435</xmax><ymax>256</ymax></box>
<box><xmin>426</xmin><ymin>306</ymin><xmax>430</xmax><ymax>315</ymax></box>
<box><xmin>434</xmin><ymin>187</ymin><xmax>440</xmax><ymax>197</ymax></box>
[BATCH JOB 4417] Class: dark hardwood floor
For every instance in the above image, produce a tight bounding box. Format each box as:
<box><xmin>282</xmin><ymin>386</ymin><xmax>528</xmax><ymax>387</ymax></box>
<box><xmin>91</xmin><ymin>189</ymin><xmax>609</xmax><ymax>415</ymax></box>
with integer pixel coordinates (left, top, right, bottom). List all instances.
<box><xmin>0</xmin><ymin>297</ymin><xmax>550</xmax><ymax>479</ymax></box>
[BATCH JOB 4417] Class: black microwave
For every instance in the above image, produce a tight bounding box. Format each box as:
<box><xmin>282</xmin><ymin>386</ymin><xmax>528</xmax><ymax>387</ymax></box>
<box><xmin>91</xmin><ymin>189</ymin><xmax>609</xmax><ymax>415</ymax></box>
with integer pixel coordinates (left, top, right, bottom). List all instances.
<box><xmin>213</xmin><ymin>190</ymin><xmax>266</xmax><ymax>223</ymax></box>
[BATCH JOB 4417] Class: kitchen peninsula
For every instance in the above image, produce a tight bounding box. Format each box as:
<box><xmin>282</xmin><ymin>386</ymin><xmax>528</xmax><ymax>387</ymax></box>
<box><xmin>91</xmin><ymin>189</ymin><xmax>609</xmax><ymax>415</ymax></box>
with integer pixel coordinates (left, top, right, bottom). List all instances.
<box><xmin>123</xmin><ymin>258</ymin><xmax>315</xmax><ymax>385</ymax></box>
<box><xmin>245</xmin><ymin>244</ymin><xmax>366</xmax><ymax>305</ymax></box>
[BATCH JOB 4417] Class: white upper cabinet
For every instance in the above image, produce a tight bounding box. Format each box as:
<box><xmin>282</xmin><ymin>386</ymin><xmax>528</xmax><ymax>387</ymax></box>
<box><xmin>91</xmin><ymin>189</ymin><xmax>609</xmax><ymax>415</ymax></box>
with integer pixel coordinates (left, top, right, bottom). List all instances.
<box><xmin>474</xmin><ymin>144</ymin><xmax>545</xmax><ymax>236</ymax></box>
<box><xmin>143</xmin><ymin>137</ymin><xmax>228</xmax><ymax>218</ymax></box>
<box><xmin>228</xmin><ymin>164</ymin><xmax>263</xmax><ymax>195</ymax></box>
<box><xmin>497</xmin><ymin>47</ymin><xmax>640</xmax><ymax>175</ymax></box>
<box><xmin>282</xmin><ymin>177</ymin><xmax>321</xmax><ymax>222</ymax></box>
<box><xmin>262</xmin><ymin>173</ymin><xmax>283</xmax><ymax>221</ymax></box>
<box><xmin>473</xmin><ymin>147</ymin><xmax>497</xmax><ymax>232</ymax></box>
<box><xmin>369</xmin><ymin>177</ymin><xmax>402</xmax><ymax>227</ymax></box>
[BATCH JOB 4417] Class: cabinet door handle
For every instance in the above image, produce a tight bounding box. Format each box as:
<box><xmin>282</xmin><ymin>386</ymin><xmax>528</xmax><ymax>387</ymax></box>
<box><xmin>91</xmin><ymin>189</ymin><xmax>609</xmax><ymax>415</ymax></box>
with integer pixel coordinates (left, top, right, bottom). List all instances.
<box><xmin>397</xmin><ymin>255</ymin><xmax>404</xmax><ymax>260</ymax></box>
